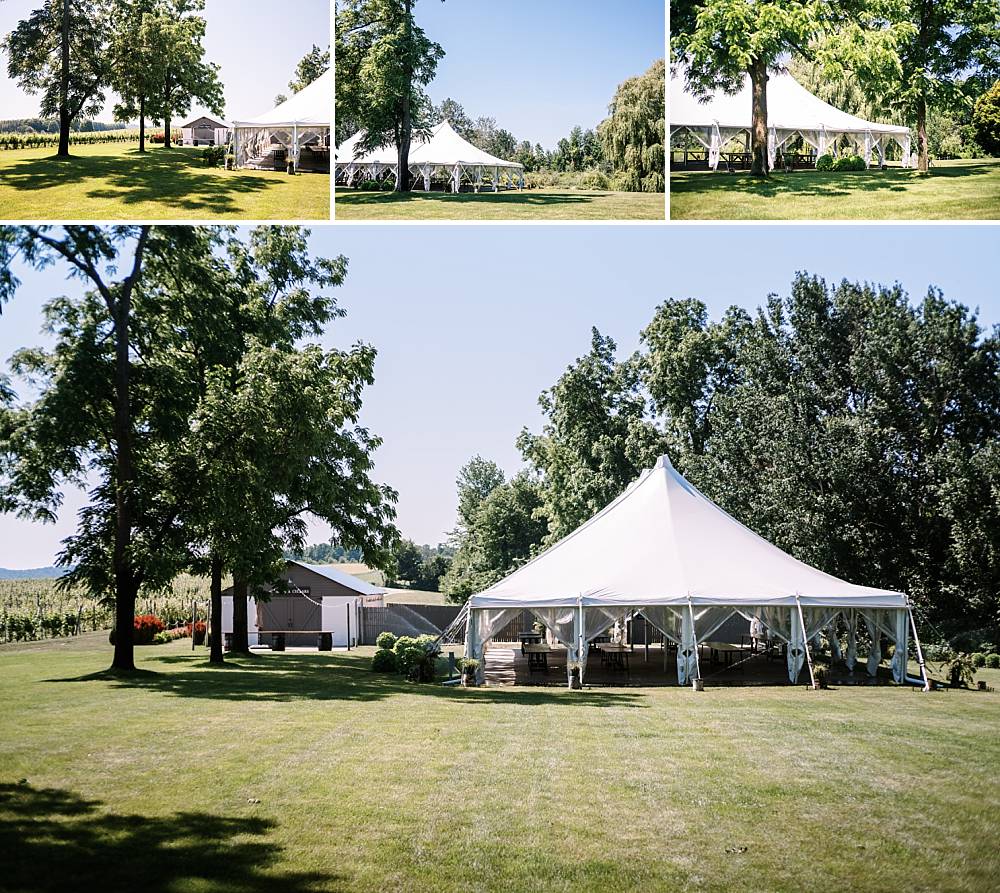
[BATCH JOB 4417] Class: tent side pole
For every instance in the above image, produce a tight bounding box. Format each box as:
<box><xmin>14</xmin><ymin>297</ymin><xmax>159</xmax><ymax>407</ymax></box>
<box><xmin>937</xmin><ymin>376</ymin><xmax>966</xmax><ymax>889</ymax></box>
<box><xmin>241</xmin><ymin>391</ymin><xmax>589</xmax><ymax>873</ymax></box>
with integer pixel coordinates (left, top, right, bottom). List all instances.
<box><xmin>795</xmin><ymin>596</ymin><xmax>817</xmax><ymax>689</ymax></box>
<box><xmin>688</xmin><ymin>597</ymin><xmax>701</xmax><ymax>684</ymax></box>
<box><xmin>907</xmin><ymin>606</ymin><xmax>931</xmax><ymax>691</ymax></box>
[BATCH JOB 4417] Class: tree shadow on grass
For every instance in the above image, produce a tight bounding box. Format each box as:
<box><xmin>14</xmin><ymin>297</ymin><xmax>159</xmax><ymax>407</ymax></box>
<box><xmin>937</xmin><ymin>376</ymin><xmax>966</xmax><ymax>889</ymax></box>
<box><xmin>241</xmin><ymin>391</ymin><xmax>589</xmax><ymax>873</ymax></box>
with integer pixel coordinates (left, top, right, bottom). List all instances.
<box><xmin>1</xmin><ymin>148</ymin><xmax>283</xmax><ymax>215</ymax></box>
<box><xmin>336</xmin><ymin>189</ymin><xmax>602</xmax><ymax>207</ymax></box>
<box><xmin>0</xmin><ymin>781</ymin><xmax>342</xmax><ymax>893</ymax></box>
<box><xmin>671</xmin><ymin>161</ymin><xmax>999</xmax><ymax>201</ymax></box>
<box><xmin>45</xmin><ymin>651</ymin><xmax>645</xmax><ymax>708</ymax></box>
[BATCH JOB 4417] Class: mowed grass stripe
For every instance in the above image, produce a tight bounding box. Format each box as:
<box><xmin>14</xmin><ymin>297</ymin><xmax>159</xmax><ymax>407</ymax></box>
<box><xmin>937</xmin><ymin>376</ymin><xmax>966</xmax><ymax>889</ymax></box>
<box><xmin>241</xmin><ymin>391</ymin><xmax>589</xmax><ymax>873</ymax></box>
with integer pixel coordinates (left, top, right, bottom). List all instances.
<box><xmin>335</xmin><ymin>188</ymin><xmax>665</xmax><ymax>220</ymax></box>
<box><xmin>670</xmin><ymin>159</ymin><xmax>1000</xmax><ymax>220</ymax></box>
<box><xmin>0</xmin><ymin>639</ymin><xmax>997</xmax><ymax>892</ymax></box>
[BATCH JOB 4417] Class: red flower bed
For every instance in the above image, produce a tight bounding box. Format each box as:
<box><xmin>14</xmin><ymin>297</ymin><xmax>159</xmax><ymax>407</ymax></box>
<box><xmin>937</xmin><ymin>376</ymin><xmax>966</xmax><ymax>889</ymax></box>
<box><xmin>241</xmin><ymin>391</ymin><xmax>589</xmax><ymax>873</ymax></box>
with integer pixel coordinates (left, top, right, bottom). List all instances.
<box><xmin>186</xmin><ymin>620</ymin><xmax>207</xmax><ymax>645</ymax></box>
<box><xmin>133</xmin><ymin>614</ymin><xmax>165</xmax><ymax>645</ymax></box>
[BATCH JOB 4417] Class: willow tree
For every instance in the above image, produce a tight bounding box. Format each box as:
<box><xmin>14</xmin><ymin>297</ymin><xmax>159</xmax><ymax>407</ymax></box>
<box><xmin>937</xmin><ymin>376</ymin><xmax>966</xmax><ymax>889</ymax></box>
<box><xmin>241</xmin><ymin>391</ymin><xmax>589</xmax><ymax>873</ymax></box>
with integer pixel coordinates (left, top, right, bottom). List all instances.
<box><xmin>599</xmin><ymin>59</ymin><xmax>665</xmax><ymax>192</ymax></box>
<box><xmin>336</xmin><ymin>0</ymin><xmax>444</xmax><ymax>191</ymax></box>
<box><xmin>3</xmin><ymin>0</ymin><xmax>112</xmax><ymax>157</ymax></box>
<box><xmin>673</xmin><ymin>0</ymin><xmax>908</xmax><ymax>176</ymax></box>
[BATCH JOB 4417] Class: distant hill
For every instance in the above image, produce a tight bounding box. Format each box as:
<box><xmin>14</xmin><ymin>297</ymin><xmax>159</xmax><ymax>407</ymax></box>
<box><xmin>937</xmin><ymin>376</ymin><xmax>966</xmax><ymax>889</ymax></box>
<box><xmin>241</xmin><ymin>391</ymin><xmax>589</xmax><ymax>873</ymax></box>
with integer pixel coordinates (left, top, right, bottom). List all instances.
<box><xmin>0</xmin><ymin>566</ymin><xmax>65</xmax><ymax>580</ymax></box>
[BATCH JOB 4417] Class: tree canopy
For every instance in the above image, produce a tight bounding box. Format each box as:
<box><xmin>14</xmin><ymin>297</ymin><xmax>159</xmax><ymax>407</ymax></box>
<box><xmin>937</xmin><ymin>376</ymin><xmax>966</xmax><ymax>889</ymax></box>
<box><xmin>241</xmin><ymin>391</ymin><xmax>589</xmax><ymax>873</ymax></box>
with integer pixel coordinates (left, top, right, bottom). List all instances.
<box><xmin>3</xmin><ymin>0</ymin><xmax>112</xmax><ymax>156</ymax></box>
<box><xmin>335</xmin><ymin>0</ymin><xmax>445</xmax><ymax>190</ymax></box>
<box><xmin>0</xmin><ymin>226</ymin><xmax>398</xmax><ymax>671</ymax></box>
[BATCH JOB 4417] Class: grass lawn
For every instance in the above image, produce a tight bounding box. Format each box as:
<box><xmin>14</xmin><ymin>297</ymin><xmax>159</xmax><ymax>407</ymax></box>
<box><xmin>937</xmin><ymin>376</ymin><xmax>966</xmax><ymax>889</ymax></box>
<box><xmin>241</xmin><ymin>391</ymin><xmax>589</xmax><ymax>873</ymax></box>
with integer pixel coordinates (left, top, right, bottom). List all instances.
<box><xmin>2</xmin><ymin>636</ymin><xmax>998</xmax><ymax>892</ymax></box>
<box><xmin>335</xmin><ymin>188</ymin><xmax>665</xmax><ymax>220</ymax></box>
<box><xmin>670</xmin><ymin>158</ymin><xmax>1000</xmax><ymax>220</ymax></box>
<box><xmin>0</xmin><ymin>143</ymin><xmax>330</xmax><ymax>221</ymax></box>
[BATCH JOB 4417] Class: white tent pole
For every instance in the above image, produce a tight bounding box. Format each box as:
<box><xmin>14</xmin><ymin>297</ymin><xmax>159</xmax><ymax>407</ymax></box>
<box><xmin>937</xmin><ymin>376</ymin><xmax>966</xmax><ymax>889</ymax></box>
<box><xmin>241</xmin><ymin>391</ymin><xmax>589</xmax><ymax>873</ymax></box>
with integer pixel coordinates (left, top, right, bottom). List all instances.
<box><xmin>907</xmin><ymin>606</ymin><xmax>931</xmax><ymax>691</ymax></box>
<box><xmin>795</xmin><ymin>595</ymin><xmax>817</xmax><ymax>689</ymax></box>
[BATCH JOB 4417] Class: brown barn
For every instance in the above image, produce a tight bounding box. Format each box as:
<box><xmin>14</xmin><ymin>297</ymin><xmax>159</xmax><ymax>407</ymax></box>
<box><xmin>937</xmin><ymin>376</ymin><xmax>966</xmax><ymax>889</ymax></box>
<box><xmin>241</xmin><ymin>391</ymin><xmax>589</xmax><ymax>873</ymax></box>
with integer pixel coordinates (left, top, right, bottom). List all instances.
<box><xmin>221</xmin><ymin>560</ymin><xmax>384</xmax><ymax>649</ymax></box>
<box><xmin>182</xmin><ymin>116</ymin><xmax>228</xmax><ymax>146</ymax></box>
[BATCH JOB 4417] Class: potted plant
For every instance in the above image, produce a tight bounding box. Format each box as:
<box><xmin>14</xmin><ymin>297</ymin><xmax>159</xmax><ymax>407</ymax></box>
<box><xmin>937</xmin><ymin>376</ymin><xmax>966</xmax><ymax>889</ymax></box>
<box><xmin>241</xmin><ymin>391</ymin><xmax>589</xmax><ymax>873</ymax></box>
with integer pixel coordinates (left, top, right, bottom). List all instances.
<box><xmin>460</xmin><ymin>658</ymin><xmax>479</xmax><ymax>687</ymax></box>
<box><xmin>940</xmin><ymin>652</ymin><xmax>976</xmax><ymax>689</ymax></box>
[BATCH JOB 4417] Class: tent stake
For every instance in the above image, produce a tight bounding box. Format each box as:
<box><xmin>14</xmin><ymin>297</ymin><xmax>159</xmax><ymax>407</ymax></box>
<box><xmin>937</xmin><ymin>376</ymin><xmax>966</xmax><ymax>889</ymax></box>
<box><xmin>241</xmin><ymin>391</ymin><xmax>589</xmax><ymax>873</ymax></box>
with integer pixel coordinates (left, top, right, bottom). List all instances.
<box><xmin>907</xmin><ymin>606</ymin><xmax>931</xmax><ymax>692</ymax></box>
<box><xmin>795</xmin><ymin>596</ymin><xmax>817</xmax><ymax>689</ymax></box>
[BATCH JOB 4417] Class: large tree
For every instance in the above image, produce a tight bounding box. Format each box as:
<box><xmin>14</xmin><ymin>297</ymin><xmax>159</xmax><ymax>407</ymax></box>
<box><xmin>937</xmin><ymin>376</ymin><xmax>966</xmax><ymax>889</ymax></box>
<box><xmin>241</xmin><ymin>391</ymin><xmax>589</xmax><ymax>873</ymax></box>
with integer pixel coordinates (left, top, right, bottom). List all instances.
<box><xmin>335</xmin><ymin>0</ymin><xmax>445</xmax><ymax>191</ymax></box>
<box><xmin>639</xmin><ymin>277</ymin><xmax>1000</xmax><ymax>635</ymax></box>
<box><xmin>0</xmin><ymin>225</ymin><xmax>168</xmax><ymax>671</ymax></box>
<box><xmin>289</xmin><ymin>44</ymin><xmax>330</xmax><ymax>92</ymax></box>
<box><xmin>442</xmin><ymin>467</ymin><xmax>547</xmax><ymax>603</ymax></box>
<box><xmin>889</xmin><ymin>0</ymin><xmax>1000</xmax><ymax>170</ymax></box>
<box><xmin>517</xmin><ymin>329</ymin><xmax>664</xmax><ymax>543</ymax></box>
<box><xmin>110</xmin><ymin>0</ymin><xmax>162</xmax><ymax>153</ymax></box>
<box><xmin>599</xmin><ymin>59</ymin><xmax>665</xmax><ymax>192</ymax></box>
<box><xmin>3</xmin><ymin>0</ymin><xmax>112</xmax><ymax>157</ymax></box>
<box><xmin>673</xmin><ymin>1</ymin><xmax>907</xmax><ymax>176</ymax></box>
<box><xmin>0</xmin><ymin>226</ymin><xmax>399</xmax><ymax>671</ymax></box>
<box><xmin>146</xmin><ymin>0</ymin><xmax>223</xmax><ymax>149</ymax></box>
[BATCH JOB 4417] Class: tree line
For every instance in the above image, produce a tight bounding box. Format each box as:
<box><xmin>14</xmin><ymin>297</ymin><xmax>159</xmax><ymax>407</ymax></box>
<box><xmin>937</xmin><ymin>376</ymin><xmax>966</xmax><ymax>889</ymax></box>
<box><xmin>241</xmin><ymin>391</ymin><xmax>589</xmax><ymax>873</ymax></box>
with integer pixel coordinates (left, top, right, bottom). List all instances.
<box><xmin>3</xmin><ymin>0</ymin><xmax>223</xmax><ymax>156</ymax></box>
<box><xmin>673</xmin><ymin>0</ymin><xmax>1000</xmax><ymax>175</ymax></box>
<box><xmin>444</xmin><ymin>275</ymin><xmax>1000</xmax><ymax>649</ymax></box>
<box><xmin>0</xmin><ymin>226</ymin><xmax>399</xmax><ymax>673</ymax></box>
<box><xmin>336</xmin><ymin>0</ymin><xmax>664</xmax><ymax>193</ymax></box>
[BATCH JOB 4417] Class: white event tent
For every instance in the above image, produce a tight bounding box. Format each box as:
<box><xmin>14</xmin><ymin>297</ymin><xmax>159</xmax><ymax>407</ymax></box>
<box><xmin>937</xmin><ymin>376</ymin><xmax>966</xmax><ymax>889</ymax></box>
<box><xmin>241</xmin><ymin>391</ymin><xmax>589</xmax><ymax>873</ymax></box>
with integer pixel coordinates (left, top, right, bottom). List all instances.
<box><xmin>232</xmin><ymin>70</ymin><xmax>331</xmax><ymax>171</ymax></box>
<box><xmin>463</xmin><ymin>456</ymin><xmax>929</xmax><ymax>690</ymax></box>
<box><xmin>670</xmin><ymin>68</ymin><xmax>913</xmax><ymax>171</ymax></box>
<box><xmin>336</xmin><ymin>120</ymin><xmax>524</xmax><ymax>192</ymax></box>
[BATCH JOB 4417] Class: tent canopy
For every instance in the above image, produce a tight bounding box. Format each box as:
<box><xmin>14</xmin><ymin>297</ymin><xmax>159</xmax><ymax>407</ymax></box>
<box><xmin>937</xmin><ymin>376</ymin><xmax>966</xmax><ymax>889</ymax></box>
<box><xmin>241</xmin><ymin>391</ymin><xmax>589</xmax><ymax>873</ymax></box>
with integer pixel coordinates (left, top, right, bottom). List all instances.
<box><xmin>670</xmin><ymin>67</ymin><xmax>908</xmax><ymax>136</ymax></box>
<box><xmin>337</xmin><ymin>120</ymin><xmax>523</xmax><ymax>169</ymax></box>
<box><xmin>233</xmin><ymin>70</ymin><xmax>332</xmax><ymax>128</ymax></box>
<box><xmin>468</xmin><ymin>455</ymin><xmax>907</xmax><ymax>611</ymax></box>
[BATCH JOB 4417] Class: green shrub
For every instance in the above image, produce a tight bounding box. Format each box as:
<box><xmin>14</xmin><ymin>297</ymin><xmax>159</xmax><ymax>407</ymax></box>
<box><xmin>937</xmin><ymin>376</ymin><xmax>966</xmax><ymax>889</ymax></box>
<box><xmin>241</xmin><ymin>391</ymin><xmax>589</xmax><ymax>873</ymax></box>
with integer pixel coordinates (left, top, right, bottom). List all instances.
<box><xmin>200</xmin><ymin>145</ymin><xmax>226</xmax><ymax>167</ymax></box>
<box><xmin>393</xmin><ymin>634</ymin><xmax>441</xmax><ymax>682</ymax></box>
<box><xmin>985</xmin><ymin>653</ymin><xmax>1000</xmax><ymax>669</ymax></box>
<box><xmin>971</xmin><ymin>652</ymin><xmax>986</xmax><ymax>667</ymax></box>
<box><xmin>371</xmin><ymin>648</ymin><xmax>397</xmax><ymax>673</ymax></box>
<box><xmin>578</xmin><ymin>170</ymin><xmax>610</xmax><ymax>190</ymax></box>
<box><xmin>152</xmin><ymin>631</ymin><xmax>170</xmax><ymax>645</ymax></box>
<box><xmin>831</xmin><ymin>154</ymin><xmax>866</xmax><ymax>172</ymax></box>
<box><xmin>816</xmin><ymin>154</ymin><xmax>835</xmax><ymax>171</ymax></box>
<box><xmin>375</xmin><ymin>631</ymin><xmax>397</xmax><ymax>650</ymax></box>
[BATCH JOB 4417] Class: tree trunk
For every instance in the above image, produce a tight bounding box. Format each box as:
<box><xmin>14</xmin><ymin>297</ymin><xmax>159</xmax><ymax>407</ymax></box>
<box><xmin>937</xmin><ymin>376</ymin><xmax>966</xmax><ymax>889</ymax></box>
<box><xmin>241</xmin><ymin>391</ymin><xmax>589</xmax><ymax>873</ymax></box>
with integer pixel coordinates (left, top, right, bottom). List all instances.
<box><xmin>209</xmin><ymin>555</ymin><xmax>224</xmax><ymax>664</ymax></box>
<box><xmin>231</xmin><ymin>577</ymin><xmax>251</xmax><ymax>655</ymax></box>
<box><xmin>163</xmin><ymin>75</ymin><xmax>172</xmax><ymax>149</ymax></box>
<box><xmin>111</xmin><ymin>579</ymin><xmax>138</xmax><ymax>671</ymax></box>
<box><xmin>916</xmin><ymin>94</ymin><xmax>929</xmax><ymax>173</ymax></box>
<box><xmin>139</xmin><ymin>95</ymin><xmax>146</xmax><ymax>153</ymax></box>
<box><xmin>749</xmin><ymin>58</ymin><xmax>768</xmax><ymax>177</ymax></box>
<box><xmin>57</xmin><ymin>0</ymin><xmax>71</xmax><ymax>157</ymax></box>
<box><xmin>108</xmin><ymin>230</ymin><xmax>150</xmax><ymax>673</ymax></box>
<box><xmin>395</xmin><ymin>0</ymin><xmax>413</xmax><ymax>193</ymax></box>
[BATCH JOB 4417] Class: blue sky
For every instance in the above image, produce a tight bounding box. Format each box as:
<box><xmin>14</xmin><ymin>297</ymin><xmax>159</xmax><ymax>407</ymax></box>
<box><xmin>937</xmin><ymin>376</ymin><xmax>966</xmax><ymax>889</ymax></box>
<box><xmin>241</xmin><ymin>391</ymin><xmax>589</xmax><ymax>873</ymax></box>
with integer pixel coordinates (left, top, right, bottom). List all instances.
<box><xmin>385</xmin><ymin>0</ymin><xmax>664</xmax><ymax>148</ymax></box>
<box><xmin>1</xmin><ymin>224</ymin><xmax>997</xmax><ymax>568</ymax></box>
<box><xmin>0</xmin><ymin>0</ymin><xmax>328</xmax><ymax>123</ymax></box>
